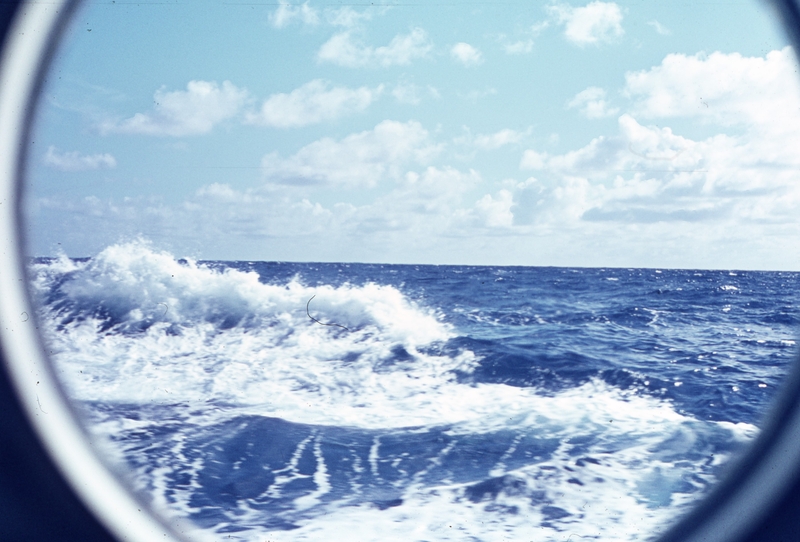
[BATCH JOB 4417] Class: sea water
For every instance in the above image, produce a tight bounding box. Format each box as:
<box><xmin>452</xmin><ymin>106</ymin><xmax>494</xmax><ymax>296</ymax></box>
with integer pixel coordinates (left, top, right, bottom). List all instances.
<box><xmin>28</xmin><ymin>242</ymin><xmax>800</xmax><ymax>541</ymax></box>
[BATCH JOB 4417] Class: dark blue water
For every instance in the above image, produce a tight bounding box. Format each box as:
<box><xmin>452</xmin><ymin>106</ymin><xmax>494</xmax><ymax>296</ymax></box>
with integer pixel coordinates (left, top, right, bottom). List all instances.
<box><xmin>29</xmin><ymin>243</ymin><xmax>800</xmax><ymax>541</ymax></box>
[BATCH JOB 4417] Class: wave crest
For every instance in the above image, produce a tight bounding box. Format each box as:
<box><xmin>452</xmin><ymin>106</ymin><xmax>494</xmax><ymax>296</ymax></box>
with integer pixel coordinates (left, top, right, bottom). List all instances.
<box><xmin>31</xmin><ymin>241</ymin><xmax>450</xmax><ymax>345</ymax></box>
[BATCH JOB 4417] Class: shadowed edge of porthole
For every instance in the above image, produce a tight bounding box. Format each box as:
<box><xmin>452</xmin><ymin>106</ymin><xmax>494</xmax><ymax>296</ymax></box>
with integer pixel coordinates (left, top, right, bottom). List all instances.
<box><xmin>638</xmin><ymin>2</ymin><xmax>800</xmax><ymax>540</ymax></box>
<box><xmin>0</xmin><ymin>323</ymin><xmax>117</xmax><ymax>540</ymax></box>
<box><xmin>0</xmin><ymin>1</ymin><xmax>114</xmax><ymax>540</ymax></box>
<box><xmin>0</xmin><ymin>1</ymin><xmax>174</xmax><ymax>540</ymax></box>
<box><xmin>2</xmin><ymin>0</ymin><xmax>800</xmax><ymax>541</ymax></box>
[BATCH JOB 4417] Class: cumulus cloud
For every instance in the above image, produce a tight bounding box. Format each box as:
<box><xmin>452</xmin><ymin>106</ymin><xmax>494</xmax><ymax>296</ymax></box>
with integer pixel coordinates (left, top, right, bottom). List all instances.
<box><xmin>261</xmin><ymin>120</ymin><xmax>441</xmax><ymax>187</ymax></box>
<box><xmin>193</xmin><ymin>165</ymin><xmax>481</xmax><ymax>248</ymax></box>
<box><xmin>501</xmin><ymin>39</ymin><xmax>534</xmax><ymax>55</ymax></box>
<box><xmin>269</xmin><ymin>1</ymin><xmax>319</xmax><ymax>28</ymax></box>
<box><xmin>392</xmin><ymin>83</ymin><xmax>422</xmax><ymax>105</ymax></box>
<box><xmin>647</xmin><ymin>20</ymin><xmax>670</xmax><ymax>36</ymax></box>
<box><xmin>519</xmin><ymin>149</ymin><xmax>548</xmax><ymax>170</ymax></box>
<box><xmin>312</xmin><ymin>165</ymin><xmax>481</xmax><ymax>246</ymax></box>
<box><xmin>197</xmin><ymin>165</ymin><xmax>481</xmax><ymax>250</ymax></box>
<box><xmin>326</xmin><ymin>6</ymin><xmax>374</xmax><ymax>27</ymax></box>
<box><xmin>498</xmin><ymin>21</ymin><xmax>549</xmax><ymax>55</ymax></box>
<box><xmin>40</xmin><ymin>44</ymin><xmax>800</xmax><ymax>268</ymax></box>
<box><xmin>246</xmin><ymin>80</ymin><xmax>382</xmax><ymax>128</ymax></box>
<box><xmin>372</xmin><ymin>166</ymin><xmax>481</xmax><ymax>224</ymax></box>
<box><xmin>475</xmin><ymin>190</ymin><xmax>515</xmax><ymax>228</ymax></box>
<box><xmin>615</xmin><ymin>48</ymin><xmax>800</xmax><ymax>221</ymax></box>
<box><xmin>195</xmin><ymin>183</ymin><xmax>256</xmax><ymax>203</ymax></box>
<box><xmin>522</xmin><ymin>115</ymin><xmax>699</xmax><ymax>179</ymax></box>
<box><xmin>451</xmin><ymin>42</ymin><xmax>483</xmax><ymax>67</ymax></box>
<box><xmin>317</xmin><ymin>28</ymin><xmax>432</xmax><ymax>68</ymax></box>
<box><xmin>516</xmin><ymin>48</ymin><xmax>800</xmax><ymax>233</ymax></box>
<box><xmin>270</xmin><ymin>3</ymin><xmax>378</xmax><ymax>30</ymax></box>
<box><xmin>456</xmin><ymin>128</ymin><xmax>529</xmax><ymax>150</ymax></box>
<box><xmin>567</xmin><ymin>86</ymin><xmax>619</xmax><ymax>118</ymax></box>
<box><xmin>517</xmin><ymin>111</ymin><xmax>800</xmax><ymax>229</ymax></box>
<box><xmin>548</xmin><ymin>1</ymin><xmax>624</xmax><ymax>46</ymax></box>
<box><xmin>100</xmin><ymin>81</ymin><xmax>249</xmax><ymax>137</ymax></box>
<box><xmin>391</xmin><ymin>83</ymin><xmax>439</xmax><ymax>105</ymax></box>
<box><xmin>44</xmin><ymin>146</ymin><xmax>116</xmax><ymax>172</ymax></box>
<box><xmin>474</xmin><ymin>129</ymin><xmax>527</xmax><ymax>149</ymax></box>
<box><xmin>192</xmin><ymin>184</ymin><xmax>337</xmax><ymax>243</ymax></box>
<box><xmin>624</xmin><ymin>47</ymin><xmax>800</xmax><ymax>132</ymax></box>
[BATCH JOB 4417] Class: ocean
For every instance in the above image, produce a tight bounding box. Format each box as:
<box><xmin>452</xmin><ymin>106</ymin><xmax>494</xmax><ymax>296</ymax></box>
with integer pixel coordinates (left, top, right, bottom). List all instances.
<box><xmin>28</xmin><ymin>242</ymin><xmax>800</xmax><ymax>541</ymax></box>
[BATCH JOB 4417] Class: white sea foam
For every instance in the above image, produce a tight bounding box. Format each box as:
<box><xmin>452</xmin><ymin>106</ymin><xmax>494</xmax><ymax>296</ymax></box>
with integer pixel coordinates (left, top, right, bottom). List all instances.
<box><xmin>30</xmin><ymin>242</ymin><xmax>760</xmax><ymax>541</ymax></box>
<box><xmin>32</xmin><ymin>242</ymin><xmax>447</xmax><ymax>342</ymax></box>
<box><xmin>31</xmin><ymin>242</ymin><xmax>480</xmax><ymax>428</ymax></box>
<box><xmin>31</xmin><ymin>241</ymin><xmax>757</xmax><ymax>433</ymax></box>
<box><xmin>126</xmin><ymin>382</ymin><xmax>749</xmax><ymax>542</ymax></box>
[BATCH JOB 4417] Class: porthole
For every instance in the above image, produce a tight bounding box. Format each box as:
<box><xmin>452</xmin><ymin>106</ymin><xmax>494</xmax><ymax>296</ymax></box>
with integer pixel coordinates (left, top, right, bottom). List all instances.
<box><xmin>3</xmin><ymin>2</ymin><xmax>800</xmax><ymax>541</ymax></box>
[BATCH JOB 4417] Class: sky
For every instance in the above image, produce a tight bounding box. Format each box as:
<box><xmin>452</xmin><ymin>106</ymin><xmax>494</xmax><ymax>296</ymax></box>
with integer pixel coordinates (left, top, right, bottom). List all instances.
<box><xmin>22</xmin><ymin>0</ymin><xmax>800</xmax><ymax>269</ymax></box>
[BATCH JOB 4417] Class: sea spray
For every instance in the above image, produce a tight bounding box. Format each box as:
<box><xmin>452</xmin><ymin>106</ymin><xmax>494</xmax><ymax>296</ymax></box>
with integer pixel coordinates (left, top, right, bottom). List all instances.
<box><xmin>28</xmin><ymin>241</ymin><xmax>800</xmax><ymax>541</ymax></box>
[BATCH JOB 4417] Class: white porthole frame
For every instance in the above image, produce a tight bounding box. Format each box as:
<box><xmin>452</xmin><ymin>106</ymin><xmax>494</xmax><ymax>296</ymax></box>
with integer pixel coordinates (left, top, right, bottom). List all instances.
<box><xmin>2</xmin><ymin>2</ymin><xmax>800</xmax><ymax>542</ymax></box>
<box><xmin>0</xmin><ymin>2</ymin><xmax>184</xmax><ymax>540</ymax></box>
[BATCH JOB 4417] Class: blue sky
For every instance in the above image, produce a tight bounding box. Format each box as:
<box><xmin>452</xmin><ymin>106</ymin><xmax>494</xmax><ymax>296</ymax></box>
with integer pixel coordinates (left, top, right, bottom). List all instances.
<box><xmin>23</xmin><ymin>0</ymin><xmax>800</xmax><ymax>269</ymax></box>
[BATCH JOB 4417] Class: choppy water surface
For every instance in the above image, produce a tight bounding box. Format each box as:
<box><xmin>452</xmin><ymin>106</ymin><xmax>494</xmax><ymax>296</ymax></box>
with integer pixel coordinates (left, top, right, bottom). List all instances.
<box><xmin>29</xmin><ymin>242</ymin><xmax>800</xmax><ymax>541</ymax></box>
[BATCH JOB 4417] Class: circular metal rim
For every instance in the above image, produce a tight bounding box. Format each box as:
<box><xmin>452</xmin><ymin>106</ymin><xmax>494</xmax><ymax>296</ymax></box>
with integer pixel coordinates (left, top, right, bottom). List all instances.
<box><xmin>0</xmin><ymin>2</ymin><xmax>184</xmax><ymax>540</ymax></box>
<box><xmin>1</xmin><ymin>1</ymin><xmax>800</xmax><ymax>541</ymax></box>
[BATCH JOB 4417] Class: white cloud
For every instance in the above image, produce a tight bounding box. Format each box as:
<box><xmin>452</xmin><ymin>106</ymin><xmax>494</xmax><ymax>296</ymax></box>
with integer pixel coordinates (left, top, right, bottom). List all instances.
<box><xmin>34</xmin><ymin>111</ymin><xmax>800</xmax><ymax>268</ymax></box>
<box><xmin>30</xmin><ymin>162</ymin><xmax>485</xmax><ymax>262</ymax></box>
<box><xmin>205</xmin><ymin>165</ymin><xmax>480</xmax><ymax>249</ymax></box>
<box><xmin>40</xmin><ymin>48</ymin><xmax>800</xmax><ymax>269</ymax></box>
<box><xmin>498</xmin><ymin>21</ymin><xmax>548</xmax><ymax>55</ymax></box>
<box><xmin>475</xmin><ymin>190</ymin><xmax>515</xmax><ymax>228</ymax></box>
<box><xmin>519</xmin><ymin>149</ymin><xmax>548</xmax><ymax>170</ymax></box>
<box><xmin>522</xmin><ymin>115</ymin><xmax>700</xmax><ymax>178</ymax></box>
<box><xmin>317</xmin><ymin>28</ymin><xmax>432</xmax><ymax>68</ymax></box>
<box><xmin>391</xmin><ymin>83</ymin><xmax>439</xmax><ymax>105</ymax></box>
<box><xmin>502</xmin><ymin>39</ymin><xmax>534</xmax><ymax>55</ymax></box>
<box><xmin>518</xmin><ymin>47</ymin><xmax>800</xmax><ymax>238</ymax></box>
<box><xmin>459</xmin><ymin>87</ymin><xmax>498</xmax><ymax>103</ymax></box>
<box><xmin>531</xmin><ymin>20</ymin><xmax>552</xmax><ymax>35</ymax></box>
<box><xmin>387</xmin><ymin>166</ymin><xmax>479</xmax><ymax>216</ymax></box>
<box><xmin>474</xmin><ymin>129</ymin><xmax>526</xmax><ymax>149</ymax></box>
<box><xmin>392</xmin><ymin>83</ymin><xmax>422</xmax><ymax>105</ymax></box>
<box><xmin>457</xmin><ymin>128</ymin><xmax>528</xmax><ymax>150</ymax></box>
<box><xmin>624</xmin><ymin>47</ymin><xmax>800</xmax><ymax>133</ymax></box>
<box><xmin>517</xmin><ymin>112</ymin><xmax>800</xmax><ymax>229</ymax></box>
<box><xmin>246</xmin><ymin>80</ymin><xmax>382</xmax><ymax>128</ymax></box>
<box><xmin>100</xmin><ymin>81</ymin><xmax>249</xmax><ymax>137</ymax></box>
<box><xmin>567</xmin><ymin>86</ymin><xmax>619</xmax><ymax>118</ymax></box>
<box><xmin>618</xmin><ymin>114</ymin><xmax>695</xmax><ymax>164</ymax></box>
<box><xmin>269</xmin><ymin>1</ymin><xmax>319</xmax><ymax>28</ymax></box>
<box><xmin>451</xmin><ymin>42</ymin><xmax>483</xmax><ymax>67</ymax></box>
<box><xmin>192</xmin><ymin>184</ymin><xmax>336</xmax><ymax>241</ymax></box>
<box><xmin>195</xmin><ymin>183</ymin><xmax>255</xmax><ymax>203</ymax></box>
<box><xmin>261</xmin><ymin>120</ymin><xmax>441</xmax><ymax>187</ymax></box>
<box><xmin>44</xmin><ymin>146</ymin><xmax>116</xmax><ymax>172</ymax></box>
<box><xmin>396</xmin><ymin>166</ymin><xmax>478</xmax><ymax>199</ymax></box>
<box><xmin>647</xmin><ymin>20</ymin><xmax>670</xmax><ymax>36</ymax></box>
<box><xmin>548</xmin><ymin>1</ymin><xmax>624</xmax><ymax>46</ymax></box>
<box><xmin>190</xmin><ymin>165</ymin><xmax>481</xmax><ymax>253</ymax></box>
<box><xmin>326</xmin><ymin>6</ymin><xmax>373</xmax><ymax>28</ymax></box>
<box><xmin>324</xmin><ymin>166</ymin><xmax>481</xmax><ymax>244</ymax></box>
<box><xmin>270</xmin><ymin>3</ymin><xmax>377</xmax><ymax>30</ymax></box>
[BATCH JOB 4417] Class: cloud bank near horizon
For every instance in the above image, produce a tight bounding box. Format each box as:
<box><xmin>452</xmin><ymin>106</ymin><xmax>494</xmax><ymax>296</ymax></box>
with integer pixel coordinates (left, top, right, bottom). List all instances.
<box><xmin>28</xmin><ymin>3</ymin><xmax>800</xmax><ymax>270</ymax></box>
